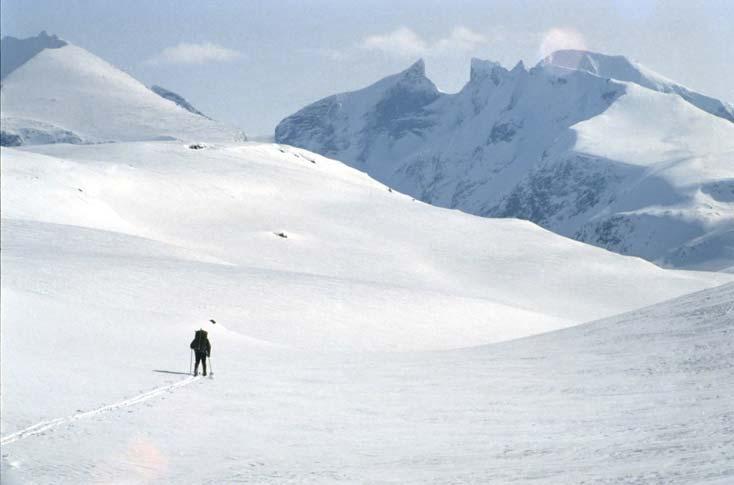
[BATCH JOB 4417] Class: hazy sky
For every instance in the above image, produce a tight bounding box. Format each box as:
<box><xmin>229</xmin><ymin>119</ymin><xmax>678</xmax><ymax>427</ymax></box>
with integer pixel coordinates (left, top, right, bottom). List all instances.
<box><xmin>2</xmin><ymin>0</ymin><xmax>732</xmax><ymax>135</ymax></box>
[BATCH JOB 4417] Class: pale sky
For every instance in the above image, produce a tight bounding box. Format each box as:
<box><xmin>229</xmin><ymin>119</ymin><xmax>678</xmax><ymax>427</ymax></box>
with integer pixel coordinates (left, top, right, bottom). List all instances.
<box><xmin>1</xmin><ymin>0</ymin><xmax>732</xmax><ymax>135</ymax></box>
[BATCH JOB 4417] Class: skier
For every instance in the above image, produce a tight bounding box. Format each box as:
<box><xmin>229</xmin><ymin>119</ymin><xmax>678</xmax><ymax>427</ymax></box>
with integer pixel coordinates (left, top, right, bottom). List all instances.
<box><xmin>190</xmin><ymin>327</ymin><xmax>212</xmax><ymax>376</ymax></box>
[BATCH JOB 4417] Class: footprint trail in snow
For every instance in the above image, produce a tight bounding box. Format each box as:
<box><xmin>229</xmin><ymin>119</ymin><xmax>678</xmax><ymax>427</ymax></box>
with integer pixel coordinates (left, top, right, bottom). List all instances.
<box><xmin>0</xmin><ymin>376</ymin><xmax>199</xmax><ymax>446</ymax></box>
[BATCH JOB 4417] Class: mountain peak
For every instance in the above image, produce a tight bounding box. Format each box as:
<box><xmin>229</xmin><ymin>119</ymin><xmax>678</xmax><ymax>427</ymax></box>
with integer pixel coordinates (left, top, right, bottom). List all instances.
<box><xmin>382</xmin><ymin>58</ymin><xmax>437</xmax><ymax>95</ymax></box>
<box><xmin>510</xmin><ymin>60</ymin><xmax>526</xmax><ymax>74</ymax></box>
<box><xmin>469</xmin><ymin>58</ymin><xmax>507</xmax><ymax>84</ymax></box>
<box><xmin>36</xmin><ymin>30</ymin><xmax>64</xmax><ymax>42</ymax></box>
<box><xmin>539</xmin><ymin>49</ymin><xmax>733</xmax><ymax>123</ymax></box>
<box><xmin>1</xmin><ymin>30</ymin><xmax>67</xmax><ymax>80</ymax></box>
<box><xmin>1</xmin><ymin>41</ymin><xmax>244</xmax><ymax>144</ymax></box>
<box><xmin>540</xmin><ymin>49</ymin><xmax>635</xmax><ymax>78</ymax></box>
<box><xmin>401</xmin><ymin>58</ymin><xmax>426</xmax><ymax>78</ymax></box>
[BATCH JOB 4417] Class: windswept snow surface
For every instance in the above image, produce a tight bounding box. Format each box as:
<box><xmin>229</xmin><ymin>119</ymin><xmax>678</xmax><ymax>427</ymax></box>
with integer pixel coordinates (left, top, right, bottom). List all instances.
<box><xmin>275</xmin><ymin>52</ymin><xmax>734</xmax><ymax>270</ymax></box>
<box><xmin>0</xmin><ymin>39</ymin><xmax>243</xmax><ymax>145</ymax></box>
<box><xmin>1</xmin><ymin>140</ymin><xmax>732</xmax><ymax>482</ymax></box>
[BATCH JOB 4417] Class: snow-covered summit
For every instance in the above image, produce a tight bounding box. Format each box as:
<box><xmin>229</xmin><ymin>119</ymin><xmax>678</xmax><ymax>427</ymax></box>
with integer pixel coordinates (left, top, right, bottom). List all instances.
<box><xmin>541</xmin><ymin>49</ymin><xmax>734</xmax><ymax>122</ymax></box>
<box><xmin>275</xmin><ymin>53</ymin><xmax>734</xmax><ymax>270</ymax></box>
<box><xmin>0</xmin><ymin>33</ymin><xmax>244</xmax><ymax>145</ymax></box>
<box><xmin>543</xmin><ymin>49</ymin><xmax>667</xmax><ymax>81</ymax></box>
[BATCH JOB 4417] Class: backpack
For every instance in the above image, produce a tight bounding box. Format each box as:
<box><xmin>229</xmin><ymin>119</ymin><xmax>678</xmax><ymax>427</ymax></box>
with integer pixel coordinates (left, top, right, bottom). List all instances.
<box><xmin>190</xmin><ymin>329</ymin><xmax>208</xmax><ymax>352</ymax></box>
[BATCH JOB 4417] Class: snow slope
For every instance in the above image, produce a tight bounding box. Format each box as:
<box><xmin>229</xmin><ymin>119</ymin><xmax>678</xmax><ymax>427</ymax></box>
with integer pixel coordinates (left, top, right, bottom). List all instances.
<box><xmin>275</xmin><ymin>52</ymin><xmax>734</xmax><ymax>270</ymax></box>
<box><xmin>0</xmin><ymin>33</ymin><xmax>243</xmax><ymax>145</ymax></box>
<box><xmin>2</xmin><ymin>141</ymin><xmax>727</xmax><ymax>353</ymax></box>
<box><xmin>1</xmin><ymin>139</ymin><xmax>729</xmax><ymax>419</ymax></box>
<box><xmin>2</xmin><ymin>139</ymin><xmax>731</xmax><ymax>482</ymax></box>
<box><xmin>3</xmin><ymin>209</ymin><xmax>733</xmax><ymax>483</ymax></box>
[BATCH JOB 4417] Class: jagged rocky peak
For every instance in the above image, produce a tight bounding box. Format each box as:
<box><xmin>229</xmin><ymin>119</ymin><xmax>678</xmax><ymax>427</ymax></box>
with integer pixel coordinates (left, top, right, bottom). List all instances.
<box><xmin>469</xmin><ymin>58</ymin><xmax>508</xmax><ymax>85</ymax></box>
<box><xmin>390</xmin><ymin>59</ymin><xmax>438</xmax><ymax>92</ymax></box>
<box><xmin>1</xmin><ymin>31</ymin><xmax>68</xmax><ymax>79</ymax></box>
<box><xmin>346</xmin><ymin>58</ymin><xmax>439</xmax><ymax>103</ymax></box>
<box><xmin>510</xmin><ymin>60</ymin><xmax>526</xmax><ymax>74</ymax></box>
<box><xmin>376</xmin><ymin>58</ymin><xmax>439</xmax><ymax>103</ymax></box>
<box><xmin>402</xmin><ymin>58</ymin><xmax>427</xmax><ymax>78</ymax></box>
<box><xmin>2</xmin><ymin>30</ymin><xmax>67</xmax><ymax>48</ymax></box>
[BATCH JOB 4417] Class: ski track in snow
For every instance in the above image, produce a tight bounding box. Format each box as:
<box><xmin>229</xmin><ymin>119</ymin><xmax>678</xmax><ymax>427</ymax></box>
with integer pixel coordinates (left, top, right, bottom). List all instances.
<box><xmin>0</xmin><ymin>375</ymin><xmax>199</xmax><ymax>446</ymax></box>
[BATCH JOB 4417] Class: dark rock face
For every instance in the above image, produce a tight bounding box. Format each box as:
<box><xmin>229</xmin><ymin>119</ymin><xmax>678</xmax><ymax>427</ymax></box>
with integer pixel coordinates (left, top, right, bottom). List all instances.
<box><xmin>487</xmin><ymin>122</ymin><xmax>520</xmax><ymax>144</ymax></box>
<box><xmin>371</xmin><ymin>84</ymin><xmax>437</xmax><ymax>137</ymax></box>
<box><xmin>276</xmin><ymin>59</ymin><xmax>440</xmax><ymax>165</ymax></box>
<box><xmin>0</xmin><ymin>131</ymin><xmax>23</xmax><ymax>147</ymax></box>
<box><xmin>1</xmin><ymin>31</ymin><xmax>67</xmax><ymax>80</ymax></box>
<box><xmin>486</xmin><ymin>156</ymin><xmax>621</xmax><ymax>226</ymax></box>
<box><xmin>576</xmin><ymin>215</ymin><xmax>634</xmax><ymax>250</ymax></box>
<box><xmin>151</xmin><ymin>85</ymin><xmax>208</xmax><ymax>118</ymax></box>
<box><xmin>275</xmin><ymin>95</ymin><xmax>349</xmax><ymax>157</ymax></box>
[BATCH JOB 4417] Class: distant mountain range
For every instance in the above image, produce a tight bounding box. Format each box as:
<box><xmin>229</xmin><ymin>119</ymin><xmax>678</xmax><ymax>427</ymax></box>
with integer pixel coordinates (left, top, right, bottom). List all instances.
<box><xmin>1</xmin><ymin>32</ymin><xmax>731</xmax><ymax>271</ymax></box>
<box><xmin>275</xmin><ymin>52</ymin><xmax>734</xmax><ymax>270</ymax></box>
<box><xmin>0</xmin><ymin>32</ymin><xmax>244</xmax><ymax>145</ymax></box>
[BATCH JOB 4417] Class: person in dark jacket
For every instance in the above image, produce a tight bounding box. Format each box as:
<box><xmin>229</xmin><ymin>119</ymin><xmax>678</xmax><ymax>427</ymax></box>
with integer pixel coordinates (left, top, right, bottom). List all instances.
<box><xmin>190</xmin><ymin>328</ymin><xmax>211</xmax><ymax>376</ymax></box>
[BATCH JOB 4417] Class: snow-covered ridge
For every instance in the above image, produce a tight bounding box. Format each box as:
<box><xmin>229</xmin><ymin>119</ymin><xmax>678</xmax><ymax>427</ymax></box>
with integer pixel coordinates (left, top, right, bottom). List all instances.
<box><xmin>542</xmin><ymin>49</ymin><xmax>734</xmax><ymax>122</ymax></box>
<box><xmin>275</xmin><ymin>51</ymin><xmax>734</xmax><ymax>270</ymax></box>
<box><xmin>0</xmin><ymin>33</ymin><xmax>245</xmax><ymax>145</ymax></box>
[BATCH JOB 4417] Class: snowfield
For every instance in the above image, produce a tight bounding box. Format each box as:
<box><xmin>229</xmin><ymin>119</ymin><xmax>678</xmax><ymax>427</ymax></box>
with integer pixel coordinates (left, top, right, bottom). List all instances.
<box><xmin>1</xmin><ymin>140</ymin><xmax>733</xmax><ymax>483</ymax></box>
<box><xmin>2</xmin><ymin>141</ymin><xmax>728</xmax><ymax>351</ymax></box>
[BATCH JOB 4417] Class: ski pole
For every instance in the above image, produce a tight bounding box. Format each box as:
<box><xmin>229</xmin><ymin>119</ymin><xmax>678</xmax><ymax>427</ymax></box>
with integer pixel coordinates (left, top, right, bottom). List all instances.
<box><xmin>190</xmin><ymin>349</ymin><xmax>193</xmax><ymax>375</ymax></box>
<box><xmin>209</xmin><ymin>356</ymin><xmax>214</xmax><ymax>377</ymax></box>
